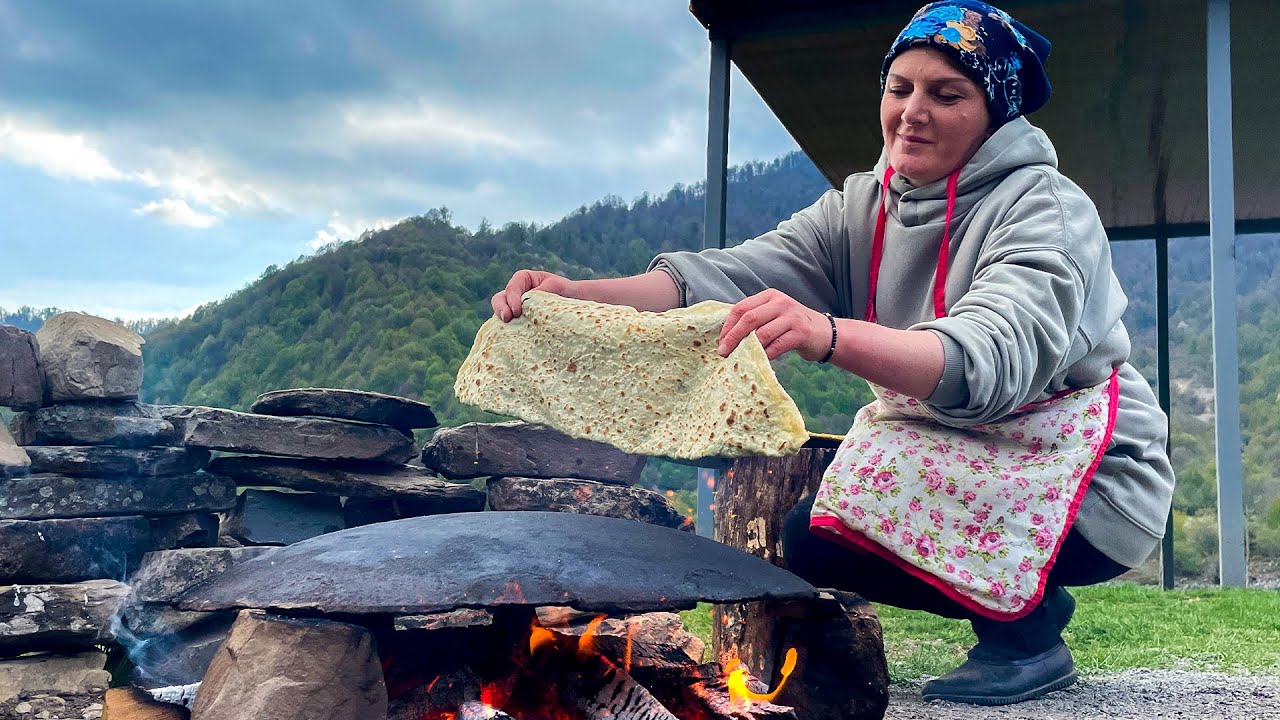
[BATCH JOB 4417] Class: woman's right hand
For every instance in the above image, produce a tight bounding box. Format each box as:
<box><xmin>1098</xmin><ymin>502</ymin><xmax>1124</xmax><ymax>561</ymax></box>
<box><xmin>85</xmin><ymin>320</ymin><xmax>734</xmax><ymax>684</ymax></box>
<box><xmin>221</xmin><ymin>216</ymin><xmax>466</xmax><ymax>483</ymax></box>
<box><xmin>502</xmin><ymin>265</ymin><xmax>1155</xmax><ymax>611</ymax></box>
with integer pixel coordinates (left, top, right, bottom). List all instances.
<box><xmin>491</xmin><ymin>270</ymin><xmax>574</xmax><ymax>322</ymax></box>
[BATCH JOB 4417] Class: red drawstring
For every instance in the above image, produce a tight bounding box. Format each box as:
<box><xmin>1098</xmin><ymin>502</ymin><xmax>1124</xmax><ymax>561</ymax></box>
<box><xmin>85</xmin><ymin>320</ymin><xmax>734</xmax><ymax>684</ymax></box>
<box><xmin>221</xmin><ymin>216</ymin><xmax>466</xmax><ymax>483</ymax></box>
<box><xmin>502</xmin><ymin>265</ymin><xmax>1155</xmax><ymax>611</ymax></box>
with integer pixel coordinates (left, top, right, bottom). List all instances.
<box><xmin>865</xmin><ymin>166</ymin><xmax>962</xmax><ymax>324</ymax></box>
<box><xmin>934</xmin><ymin>170</ymin><xmax>960</xmax><ymax>318</ymax></box>
<box><xmin>864</xmin><ymin>166</ymin><xmax>896</xmax><ymax>324</ymax></box>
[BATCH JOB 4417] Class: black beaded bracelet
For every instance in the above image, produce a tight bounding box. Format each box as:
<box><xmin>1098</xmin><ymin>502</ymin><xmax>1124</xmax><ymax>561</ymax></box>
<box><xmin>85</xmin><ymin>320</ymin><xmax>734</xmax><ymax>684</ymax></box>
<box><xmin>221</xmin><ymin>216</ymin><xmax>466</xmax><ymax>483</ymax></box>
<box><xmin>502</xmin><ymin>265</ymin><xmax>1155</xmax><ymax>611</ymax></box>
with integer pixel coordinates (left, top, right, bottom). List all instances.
<box><xmin>818</xmin><ymin>312</ymin><xmax>838</xmax><ymax>364</ymax></box>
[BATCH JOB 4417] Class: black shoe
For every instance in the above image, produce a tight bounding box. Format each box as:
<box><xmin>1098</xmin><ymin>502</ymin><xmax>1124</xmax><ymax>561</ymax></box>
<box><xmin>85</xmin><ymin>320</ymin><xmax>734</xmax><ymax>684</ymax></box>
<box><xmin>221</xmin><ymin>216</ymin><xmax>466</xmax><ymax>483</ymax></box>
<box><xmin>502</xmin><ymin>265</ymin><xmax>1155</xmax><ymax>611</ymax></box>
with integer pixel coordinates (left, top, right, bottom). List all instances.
<box><xmin>920</xmin><ymin>641</ymin><xmax>1078</xmax><ymax>706</ymax></box>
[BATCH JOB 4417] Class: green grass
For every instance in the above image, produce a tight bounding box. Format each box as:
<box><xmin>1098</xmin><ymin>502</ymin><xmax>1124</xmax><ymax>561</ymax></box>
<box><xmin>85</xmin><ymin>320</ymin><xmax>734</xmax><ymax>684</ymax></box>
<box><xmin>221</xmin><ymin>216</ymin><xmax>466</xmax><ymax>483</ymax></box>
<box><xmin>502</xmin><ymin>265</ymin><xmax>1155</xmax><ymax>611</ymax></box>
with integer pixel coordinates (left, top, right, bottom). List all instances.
<box><xmin>681</xmin><ymin>583</ymin><xmax>1280</xmax><ymax>683</ymax></box>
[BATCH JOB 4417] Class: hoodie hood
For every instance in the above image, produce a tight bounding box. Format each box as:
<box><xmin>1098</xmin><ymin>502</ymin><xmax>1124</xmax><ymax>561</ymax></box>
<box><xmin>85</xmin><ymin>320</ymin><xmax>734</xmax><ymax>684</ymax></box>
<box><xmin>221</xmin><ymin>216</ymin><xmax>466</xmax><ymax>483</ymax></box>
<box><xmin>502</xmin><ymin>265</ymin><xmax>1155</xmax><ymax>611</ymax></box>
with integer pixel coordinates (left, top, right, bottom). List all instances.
<box><xmin>874</xmin><ymin>116</ymin><xmax>1058</xmax><ymax>201</ymax></box>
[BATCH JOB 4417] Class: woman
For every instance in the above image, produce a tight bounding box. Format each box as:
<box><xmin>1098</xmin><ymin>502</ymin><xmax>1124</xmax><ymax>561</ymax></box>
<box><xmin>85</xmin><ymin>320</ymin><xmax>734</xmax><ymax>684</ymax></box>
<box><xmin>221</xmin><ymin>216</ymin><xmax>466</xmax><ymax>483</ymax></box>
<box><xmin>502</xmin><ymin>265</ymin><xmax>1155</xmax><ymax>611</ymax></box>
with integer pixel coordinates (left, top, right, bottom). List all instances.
<box><xmin>492</xmin><ymin>1</ymin><xmax>1173</xmax><ymax>707</ymax></box>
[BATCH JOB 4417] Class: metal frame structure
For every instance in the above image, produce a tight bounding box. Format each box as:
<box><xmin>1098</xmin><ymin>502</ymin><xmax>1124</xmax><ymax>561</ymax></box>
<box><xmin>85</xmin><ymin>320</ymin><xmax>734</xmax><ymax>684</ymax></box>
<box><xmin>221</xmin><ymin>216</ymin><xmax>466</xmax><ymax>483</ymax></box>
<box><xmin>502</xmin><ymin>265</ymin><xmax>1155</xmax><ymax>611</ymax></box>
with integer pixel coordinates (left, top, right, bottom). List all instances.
<box><xmin>1205</xmin><ymin>0</ymin><xmax>1245</xmax><ymax>586</ymax></box>
<box><xmin>694</xmin><ymin>0</ymin><xmax>1250</xmax><ymax>587</ymax></box>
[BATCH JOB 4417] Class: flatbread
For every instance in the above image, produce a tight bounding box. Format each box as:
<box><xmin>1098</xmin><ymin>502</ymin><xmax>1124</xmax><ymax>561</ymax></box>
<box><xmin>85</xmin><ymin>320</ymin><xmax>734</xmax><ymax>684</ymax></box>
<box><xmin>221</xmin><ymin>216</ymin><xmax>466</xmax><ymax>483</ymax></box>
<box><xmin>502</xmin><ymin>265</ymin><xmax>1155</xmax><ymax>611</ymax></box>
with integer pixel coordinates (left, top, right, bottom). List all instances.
<box><xmin>455</xmin><ymin>291</ymin><xmax>808</xmax><ymax>459</ymax></box>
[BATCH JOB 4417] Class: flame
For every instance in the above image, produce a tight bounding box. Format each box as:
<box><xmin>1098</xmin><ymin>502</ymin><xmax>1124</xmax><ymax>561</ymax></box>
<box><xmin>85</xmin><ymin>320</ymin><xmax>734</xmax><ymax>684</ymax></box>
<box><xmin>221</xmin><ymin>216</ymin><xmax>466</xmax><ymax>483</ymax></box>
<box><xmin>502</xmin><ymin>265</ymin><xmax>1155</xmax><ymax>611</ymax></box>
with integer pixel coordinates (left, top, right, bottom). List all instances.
<box><xmin>529</xmin><ymin>623</ymin><xmax>555</xmax><ymax>655</ymax></box>
<box><xmin>623</xmin><ymin>622</ymin><xmax>635</xmax><ymax>674</ymax></box>
<box><xmin>576</xmin><ymin>614</ymin><xmax>607</xmax><ymax>660</ymax></box>
<box><xmin>724</xmin><ymin>647</ymin><xmax>798</xmax><ymax>706</ymax></box>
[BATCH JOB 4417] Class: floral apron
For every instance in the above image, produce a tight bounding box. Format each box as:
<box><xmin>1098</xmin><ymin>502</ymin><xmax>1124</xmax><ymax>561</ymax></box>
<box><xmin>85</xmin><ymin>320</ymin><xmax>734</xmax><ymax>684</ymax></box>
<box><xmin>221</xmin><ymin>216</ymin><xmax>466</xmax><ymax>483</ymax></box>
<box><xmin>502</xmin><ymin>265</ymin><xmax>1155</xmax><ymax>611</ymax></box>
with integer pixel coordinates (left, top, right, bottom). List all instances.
<box><xmin>809</xmin><ymin>167</ymin><xmax>1119</xmax><ymax>620</ymax></box>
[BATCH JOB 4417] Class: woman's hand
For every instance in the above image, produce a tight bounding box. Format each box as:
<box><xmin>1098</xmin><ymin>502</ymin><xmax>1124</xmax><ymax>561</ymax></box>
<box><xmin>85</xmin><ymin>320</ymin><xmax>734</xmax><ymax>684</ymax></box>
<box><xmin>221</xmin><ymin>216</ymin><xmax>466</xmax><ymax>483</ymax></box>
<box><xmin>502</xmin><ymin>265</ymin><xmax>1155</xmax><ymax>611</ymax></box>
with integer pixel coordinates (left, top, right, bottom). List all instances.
<box><xmin>718</xmin><ymin>289</ymin><xmax>831</xmax><ymax>361</ymax></box>
<box><xmin>491</xmin><ymin>270</ymin><xmax>575</xmax><ymax>322</ymax></box>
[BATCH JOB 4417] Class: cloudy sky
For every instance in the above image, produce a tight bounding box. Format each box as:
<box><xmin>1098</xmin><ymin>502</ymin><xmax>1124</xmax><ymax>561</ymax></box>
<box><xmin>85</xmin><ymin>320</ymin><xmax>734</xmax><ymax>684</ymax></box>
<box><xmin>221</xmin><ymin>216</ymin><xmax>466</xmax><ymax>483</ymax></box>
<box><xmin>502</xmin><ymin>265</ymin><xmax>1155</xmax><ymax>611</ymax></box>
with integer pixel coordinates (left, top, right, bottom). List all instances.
<box><xmin>0</xmin><ymin>0</ymin><xmax>801</xmax><ymax>320</ymax></box>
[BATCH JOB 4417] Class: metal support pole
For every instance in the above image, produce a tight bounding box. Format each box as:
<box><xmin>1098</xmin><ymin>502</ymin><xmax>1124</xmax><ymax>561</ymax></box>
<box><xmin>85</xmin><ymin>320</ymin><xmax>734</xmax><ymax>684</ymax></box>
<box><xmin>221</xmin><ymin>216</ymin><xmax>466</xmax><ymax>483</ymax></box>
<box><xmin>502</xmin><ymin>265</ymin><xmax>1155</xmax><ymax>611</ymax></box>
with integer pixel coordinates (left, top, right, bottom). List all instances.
<box><xmin>1206</xmin><ymin>0</ymin><xmax>1247</xmax><ymax>587</ymax></box>
<box><xmin>696</xmin><ymin>32</ymin><xmax>731</xmax><ymax>538</ymax></box>
<box><xmin>1156</xmin><ymin>234</ymin><xmax>1175</xmax><ymax>590</ymax></box>
<box><xmin>704</xmin><ymin>34</ymin><xmax>731</xmax><ymax>253</ymax></box>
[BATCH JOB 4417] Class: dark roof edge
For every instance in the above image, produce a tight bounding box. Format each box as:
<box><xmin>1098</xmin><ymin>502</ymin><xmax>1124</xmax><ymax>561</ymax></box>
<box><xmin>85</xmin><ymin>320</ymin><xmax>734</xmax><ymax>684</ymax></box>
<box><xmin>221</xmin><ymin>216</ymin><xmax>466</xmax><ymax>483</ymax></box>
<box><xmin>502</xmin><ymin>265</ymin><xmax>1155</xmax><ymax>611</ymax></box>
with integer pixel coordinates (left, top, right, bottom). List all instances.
<box><xmin>1108</xmin><ymin>219</ymin><xmax>1280</xmax><ymax>241</ymax></box>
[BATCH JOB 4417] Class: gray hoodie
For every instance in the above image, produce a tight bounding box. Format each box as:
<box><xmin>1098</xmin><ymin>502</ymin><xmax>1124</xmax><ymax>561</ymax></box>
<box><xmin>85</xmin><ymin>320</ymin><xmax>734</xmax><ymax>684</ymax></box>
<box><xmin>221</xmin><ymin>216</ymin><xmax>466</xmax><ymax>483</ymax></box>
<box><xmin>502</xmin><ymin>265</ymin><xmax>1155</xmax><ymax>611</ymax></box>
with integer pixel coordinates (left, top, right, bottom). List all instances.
<box><xmin>651</xmin><ymin>117</ymin><xmax>1174</xmax><ymax>569</ymax></box>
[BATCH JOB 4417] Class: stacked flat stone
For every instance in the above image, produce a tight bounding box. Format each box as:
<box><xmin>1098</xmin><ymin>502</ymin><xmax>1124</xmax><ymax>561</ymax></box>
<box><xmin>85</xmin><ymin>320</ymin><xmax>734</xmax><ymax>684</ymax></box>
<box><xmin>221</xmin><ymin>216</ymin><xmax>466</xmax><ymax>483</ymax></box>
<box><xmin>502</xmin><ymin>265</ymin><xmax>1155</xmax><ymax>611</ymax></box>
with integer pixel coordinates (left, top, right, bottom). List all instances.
<box><xmin>421</xmin><ymin>421</ymin><xmax>687</xmax><ymax>530</ymax></box>
<box><xmin>0</xmin><ymin>314</ymin><xmax>230</xmax><ymax>714</ymax></box>
<box><xmin>198</xmin><ymin>388</ymin><xmax>484</xmax><ymax>545</ymax></box>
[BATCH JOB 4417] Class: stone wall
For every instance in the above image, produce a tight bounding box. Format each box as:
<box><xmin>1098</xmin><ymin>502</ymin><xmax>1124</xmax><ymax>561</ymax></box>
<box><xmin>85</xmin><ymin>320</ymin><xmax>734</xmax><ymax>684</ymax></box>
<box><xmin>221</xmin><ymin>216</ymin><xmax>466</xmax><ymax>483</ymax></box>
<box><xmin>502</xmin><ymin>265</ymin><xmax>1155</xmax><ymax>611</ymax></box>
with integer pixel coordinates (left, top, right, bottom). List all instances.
<box><xmin>0</xmin><ymin>313</ymin><xmax>686</xmax><ymax>713</ymax></box>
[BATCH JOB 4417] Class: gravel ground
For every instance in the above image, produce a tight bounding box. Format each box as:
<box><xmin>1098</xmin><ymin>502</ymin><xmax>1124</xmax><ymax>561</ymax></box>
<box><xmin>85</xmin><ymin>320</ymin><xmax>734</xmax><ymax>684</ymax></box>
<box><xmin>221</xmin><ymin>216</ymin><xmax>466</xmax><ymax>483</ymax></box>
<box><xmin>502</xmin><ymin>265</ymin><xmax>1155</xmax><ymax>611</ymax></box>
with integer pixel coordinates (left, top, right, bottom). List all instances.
<box><xmin>884</xmin><ymin>670</ymin><xmax>1280</xmax><ymax>719</ymax></box>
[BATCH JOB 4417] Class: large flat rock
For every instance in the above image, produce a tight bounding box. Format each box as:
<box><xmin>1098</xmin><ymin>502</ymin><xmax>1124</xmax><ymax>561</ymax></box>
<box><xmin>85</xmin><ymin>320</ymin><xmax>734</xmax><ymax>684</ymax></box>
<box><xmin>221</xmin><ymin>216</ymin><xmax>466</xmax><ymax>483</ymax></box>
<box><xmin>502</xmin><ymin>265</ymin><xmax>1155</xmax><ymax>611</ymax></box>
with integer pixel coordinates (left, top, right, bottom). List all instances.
<box><xmin>0</xmin><ymin>516</ymin><xmax>153</xmax><ymax>584</ymax></box>
<box><xmin>35</xmin><ymin>312</ymin><xmax>143</xmax><ymax>402</ymax></box>
<box><xmin>0</xmin><ymin>580</ymin><xmax>130</xmax><ymax>657</ymax></box>
<box><xmin>25</xmin><ymin>445</ymin><xmax>209</xmax><ymax>477</ymax></box>
<box><xmin>10</xmin><ymin>401</ymin><xmax>176</xmax><ymax>447</ymax></box>
<box><xmin>205</xmin><ymin>454</ymin><xmax>484</xmax><ymax>508</ymax></box>
<box><xmin>251</xmin><ymin>388</ymin><xmax>437</xmax><ymax>432</ymax></box>
<box><xmin>163</xmin><ymin>406</ymin><xmax>415</xmax><ymax>463</ymax></box>
<box><xmin>179</xmin><ymin>511</ymin><xmax>818</xmax><ymax>615</ymax></box>
<box><xmin>421</xmin><ymin>421</ymin><xmax>646</xmax><ymax>484</ymax></box>
<box><xmin>487</xmin><ymin>476</ymin><xmax>688</xmax><ymax>530</ymax></box>
<box><xmin>0</xmin><ymin>472</ymin><xmax>235</xmax><ymax>521</ymax></box>
<box><xmin>0</xmin><ymin>325</ymin><xmax>43</xmax><ymax>410</ymax></box>
<box><xmin>0</xmin><ymin>423</ymin><xmax>30</xmax><ymax>479</ymax></box>
<box><xmin>130</xmin><ymin>547</ymin><xmax>278</xmax><ymax>604</ymax></box>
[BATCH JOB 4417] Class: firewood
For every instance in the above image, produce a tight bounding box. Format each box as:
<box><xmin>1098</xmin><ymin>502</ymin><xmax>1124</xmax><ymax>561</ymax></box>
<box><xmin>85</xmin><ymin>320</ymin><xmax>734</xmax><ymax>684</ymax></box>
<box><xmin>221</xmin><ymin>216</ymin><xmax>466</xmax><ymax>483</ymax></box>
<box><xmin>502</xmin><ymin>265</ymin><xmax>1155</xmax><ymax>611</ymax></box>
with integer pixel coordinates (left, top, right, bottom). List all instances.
<box><xmin>633</xmin><ymin>662</ymin><xmax>796</xmax><ymax>720</ymax></box>
<box><xmin>570</xmin><ymin>654</ymin><xmax>680</xmax><ymax>720</ymax></box>
<box><xmin>713</xmin><ymin>449</ymin><xmax>834</xmax><ymax>678</ymax></box>
<box><xmin>103</xmin><ymin>687</ymin><xmax>191</xmax><ymax>720</ymax></box>
<box><xmin>457</xmin><ymin>701</ymin><xmax>514</xmax><ymax>720</ymax></box>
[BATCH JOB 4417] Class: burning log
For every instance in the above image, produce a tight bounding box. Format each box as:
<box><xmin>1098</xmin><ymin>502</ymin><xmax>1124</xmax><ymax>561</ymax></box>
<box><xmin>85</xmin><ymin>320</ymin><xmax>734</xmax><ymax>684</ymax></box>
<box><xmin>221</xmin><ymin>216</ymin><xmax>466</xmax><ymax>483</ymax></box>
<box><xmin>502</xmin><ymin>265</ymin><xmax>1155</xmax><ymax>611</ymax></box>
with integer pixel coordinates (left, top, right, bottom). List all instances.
<box><xmin>537</xmin><ymin>608</ymin><xmax>705</xmax><ymax>671</ymax></box>
<box><xmin>149</xmin><ymin>684</ymin><xmax>201</xmax><ymax>708</ymax></box>
<box><xmin>103</xmin><ymin>687</ymin><xmax>190</xmax><ymax>720</ymax></box>
<box><xmin>713</xmin><ymin>450</ymin><xmax>890</xmax><ymax>720</ymax></box>
<box><xmin>387</xmin><ymin>667</ymin><xmax>484</xmax><ymax>720</ymax></box>
<box><xmin>713</xmin><ymin>449</ymin><xmax>835</xmax><ymax>679</ymax></box>
<box><xmin>457</xmin><ymin>701</ymin><xmax>514</xmax><ymax>720</ymax></box>
<box><xmin>773</xmin><ymin>591</ymin><xmax>889</xmax><ymax>720</ymax></box>
<box><xmin>631</xmin><ymin>661</ymin><xmax>796</xmax><ymax>720</ymax></box>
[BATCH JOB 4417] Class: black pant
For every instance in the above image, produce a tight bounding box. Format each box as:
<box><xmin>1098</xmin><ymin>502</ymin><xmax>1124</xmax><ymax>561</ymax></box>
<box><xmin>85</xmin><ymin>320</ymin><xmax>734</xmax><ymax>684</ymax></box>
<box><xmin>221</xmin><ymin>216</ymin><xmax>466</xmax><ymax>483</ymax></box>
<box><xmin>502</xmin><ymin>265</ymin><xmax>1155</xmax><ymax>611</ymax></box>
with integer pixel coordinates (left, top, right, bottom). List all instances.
<box><xmin>782</xmin><ymin>496</ymin><xmax>1128</xmax><ymax>657</ymax></box>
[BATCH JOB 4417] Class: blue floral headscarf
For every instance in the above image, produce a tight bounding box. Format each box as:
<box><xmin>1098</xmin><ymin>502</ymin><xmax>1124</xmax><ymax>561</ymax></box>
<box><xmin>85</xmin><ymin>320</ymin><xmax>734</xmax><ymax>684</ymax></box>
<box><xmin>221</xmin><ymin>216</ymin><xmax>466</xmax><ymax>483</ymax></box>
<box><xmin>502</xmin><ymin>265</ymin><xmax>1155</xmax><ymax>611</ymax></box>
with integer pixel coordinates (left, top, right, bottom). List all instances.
<box><xmin>881</xmin><ymin>1</ymin><xmax>1052</xmax><ymax>126</ymax></box>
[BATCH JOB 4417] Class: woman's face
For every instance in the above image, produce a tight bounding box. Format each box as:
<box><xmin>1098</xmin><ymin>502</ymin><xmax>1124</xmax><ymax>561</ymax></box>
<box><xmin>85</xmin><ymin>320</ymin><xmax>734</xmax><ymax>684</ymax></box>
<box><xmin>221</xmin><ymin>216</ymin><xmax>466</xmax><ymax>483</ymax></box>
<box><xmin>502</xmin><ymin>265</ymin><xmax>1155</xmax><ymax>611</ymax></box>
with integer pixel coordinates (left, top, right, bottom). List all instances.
<box><xmin>881</xmin><ymin>48</ymin><xmax>991</xmax><ymax>186</ymax></box>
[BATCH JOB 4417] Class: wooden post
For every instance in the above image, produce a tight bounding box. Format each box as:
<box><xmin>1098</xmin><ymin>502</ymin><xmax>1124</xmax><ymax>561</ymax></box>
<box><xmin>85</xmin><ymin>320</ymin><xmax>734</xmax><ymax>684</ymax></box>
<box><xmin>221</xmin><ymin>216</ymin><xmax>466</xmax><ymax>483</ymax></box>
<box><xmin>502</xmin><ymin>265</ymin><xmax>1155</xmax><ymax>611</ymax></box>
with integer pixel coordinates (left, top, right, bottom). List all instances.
<box><xmin>711</xmin><ymin>447</ymin><xmax>892</xmax><ymax>720</ymax></box>
<box><xmin>711</xmin><ymin>448</ymin><xmax>835</xmax><ymax>680</ymax></box>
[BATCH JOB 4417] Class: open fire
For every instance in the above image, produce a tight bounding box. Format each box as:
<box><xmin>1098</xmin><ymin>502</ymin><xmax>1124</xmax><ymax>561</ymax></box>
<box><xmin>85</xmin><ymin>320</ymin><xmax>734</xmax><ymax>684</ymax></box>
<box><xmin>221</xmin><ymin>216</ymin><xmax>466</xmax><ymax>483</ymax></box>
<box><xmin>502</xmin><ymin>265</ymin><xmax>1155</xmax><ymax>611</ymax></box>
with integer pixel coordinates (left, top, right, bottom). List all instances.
<box><xmin>379</xmin><ymin>602</ymin><xmax>798</xmax><ymax>720</ymax></box>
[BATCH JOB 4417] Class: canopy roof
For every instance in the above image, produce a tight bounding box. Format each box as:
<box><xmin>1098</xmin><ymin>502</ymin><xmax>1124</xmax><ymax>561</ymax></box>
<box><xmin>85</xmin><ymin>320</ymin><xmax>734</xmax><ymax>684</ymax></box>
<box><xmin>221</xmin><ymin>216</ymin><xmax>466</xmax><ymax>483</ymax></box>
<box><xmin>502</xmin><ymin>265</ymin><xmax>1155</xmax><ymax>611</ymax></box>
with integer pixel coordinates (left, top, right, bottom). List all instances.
<box><xmin>690</xmin><ymin>0</ymin><xmax>1278</xmax><ymax>238</ymax></box>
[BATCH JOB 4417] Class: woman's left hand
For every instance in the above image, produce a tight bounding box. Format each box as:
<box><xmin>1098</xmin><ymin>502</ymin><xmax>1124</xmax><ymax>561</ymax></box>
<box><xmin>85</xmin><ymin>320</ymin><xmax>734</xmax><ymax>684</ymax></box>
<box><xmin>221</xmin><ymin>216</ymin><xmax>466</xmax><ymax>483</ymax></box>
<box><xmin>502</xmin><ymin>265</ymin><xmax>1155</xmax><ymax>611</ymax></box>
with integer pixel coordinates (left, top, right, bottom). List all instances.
<box><xmin>718</xmin><ymin>289</ymin><xmax>831</xmax><ymax>361</ymax></box>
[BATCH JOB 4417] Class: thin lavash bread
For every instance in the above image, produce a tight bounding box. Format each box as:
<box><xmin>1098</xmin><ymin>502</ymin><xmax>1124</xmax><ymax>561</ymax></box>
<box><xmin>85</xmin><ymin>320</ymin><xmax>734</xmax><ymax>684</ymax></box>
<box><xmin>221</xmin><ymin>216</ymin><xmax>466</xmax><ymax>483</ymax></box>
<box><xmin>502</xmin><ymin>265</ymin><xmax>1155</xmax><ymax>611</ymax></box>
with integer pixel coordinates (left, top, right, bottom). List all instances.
<box><xmin>454</xmin><ymin>291</ymin><xmax>809</xmax><ymax>460</ymax></box>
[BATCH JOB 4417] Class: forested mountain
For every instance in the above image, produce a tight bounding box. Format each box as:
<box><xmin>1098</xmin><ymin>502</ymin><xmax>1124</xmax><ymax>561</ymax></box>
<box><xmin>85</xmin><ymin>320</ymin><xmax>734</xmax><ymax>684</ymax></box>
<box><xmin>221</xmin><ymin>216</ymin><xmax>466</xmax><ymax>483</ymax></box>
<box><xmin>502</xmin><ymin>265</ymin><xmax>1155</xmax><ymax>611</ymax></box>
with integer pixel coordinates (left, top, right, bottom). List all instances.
<box><xmin>9</xmin><ymin>150</ymin><xmax>1280</xmax><ymax>575</ymax></box>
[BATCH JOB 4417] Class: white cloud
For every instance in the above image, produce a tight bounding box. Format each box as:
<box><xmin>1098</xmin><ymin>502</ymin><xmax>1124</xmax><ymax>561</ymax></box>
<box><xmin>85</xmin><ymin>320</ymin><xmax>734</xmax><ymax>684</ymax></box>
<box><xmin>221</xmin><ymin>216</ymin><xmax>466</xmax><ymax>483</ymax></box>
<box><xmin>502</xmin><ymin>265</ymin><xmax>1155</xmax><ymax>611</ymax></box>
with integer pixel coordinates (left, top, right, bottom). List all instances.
<box><xmin>308</xmin><ymin>212</ymin><xmax>400</xmax><ymax>250</ymax></box>
<box><xmin>340</xmin><ymin>98</ymin><xmax>546</xmax><ymax>158</ymax></box>
<box><xmin>132</xmin><ymin>197</ymin><xmax>220</xmax><ymax>228</ymax></box>
<box><xmin>0</xmin><ymin>115</ymin><xmax>125</xmax><ymax>181</ymax></box>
